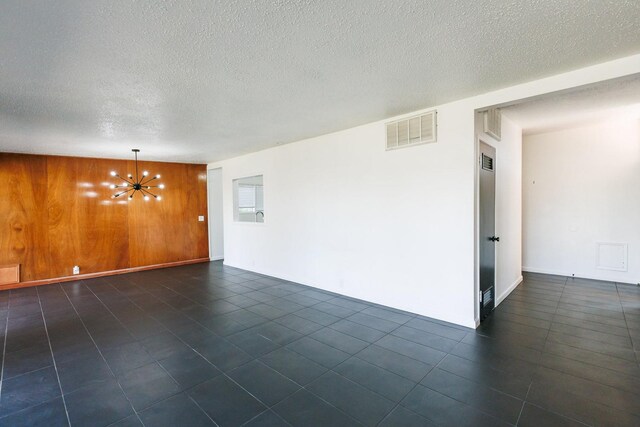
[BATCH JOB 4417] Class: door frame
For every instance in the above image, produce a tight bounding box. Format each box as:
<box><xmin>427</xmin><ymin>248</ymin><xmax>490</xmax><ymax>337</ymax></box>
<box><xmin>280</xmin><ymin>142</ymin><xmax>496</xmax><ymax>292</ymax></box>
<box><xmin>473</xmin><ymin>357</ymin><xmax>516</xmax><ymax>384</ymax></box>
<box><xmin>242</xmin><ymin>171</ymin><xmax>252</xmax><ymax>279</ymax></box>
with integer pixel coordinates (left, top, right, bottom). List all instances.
<box><xmin>474</xmin><ymin>136</ymin><xmax>498</xmax><ymax>326</ymax></box>
<box><xmin>207</xmin><ymin>167</ymin><xmax>224</xmax><ymax>261</ymax></box>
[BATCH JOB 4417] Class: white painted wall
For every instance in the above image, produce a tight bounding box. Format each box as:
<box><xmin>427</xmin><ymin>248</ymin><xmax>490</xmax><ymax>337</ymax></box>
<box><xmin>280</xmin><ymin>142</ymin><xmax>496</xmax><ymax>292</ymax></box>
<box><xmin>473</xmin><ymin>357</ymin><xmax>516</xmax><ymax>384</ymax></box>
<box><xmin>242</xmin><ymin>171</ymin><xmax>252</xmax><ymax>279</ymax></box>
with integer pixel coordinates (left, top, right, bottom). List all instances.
<box><xmin>523</xmin><ymin>118</ymin><xmax>640</xmax><ymax>284</ymax></box>
<box><xmin>213</xmin><ymin>101</ymin><xmax>477</xmax><ymax>327</ymax></box>
<box><xmin>207</xmin><ymin>168</ymin><xmax>224</xmax><ymax>260</ymax></box>
<box><xmin>208</xmin><ymin>54</ymin><xmax>640</xmax><ymax>328</ymax></box>
<box><xmin>476</xmin><ymin>114</ymin><xmax>523</xmax><ymax>305</ymax></box>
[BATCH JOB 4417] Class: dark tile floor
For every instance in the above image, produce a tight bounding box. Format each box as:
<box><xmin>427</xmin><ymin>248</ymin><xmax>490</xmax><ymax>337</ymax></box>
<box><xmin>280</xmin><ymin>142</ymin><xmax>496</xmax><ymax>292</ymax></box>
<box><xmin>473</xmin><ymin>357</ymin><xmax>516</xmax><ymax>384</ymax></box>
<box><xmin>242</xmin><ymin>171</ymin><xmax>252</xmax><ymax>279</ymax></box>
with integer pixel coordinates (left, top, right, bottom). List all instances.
<box><xmin>0</xmin><ymin>263</ymin><xmax>638</xmax><ymax>426</ymax></box>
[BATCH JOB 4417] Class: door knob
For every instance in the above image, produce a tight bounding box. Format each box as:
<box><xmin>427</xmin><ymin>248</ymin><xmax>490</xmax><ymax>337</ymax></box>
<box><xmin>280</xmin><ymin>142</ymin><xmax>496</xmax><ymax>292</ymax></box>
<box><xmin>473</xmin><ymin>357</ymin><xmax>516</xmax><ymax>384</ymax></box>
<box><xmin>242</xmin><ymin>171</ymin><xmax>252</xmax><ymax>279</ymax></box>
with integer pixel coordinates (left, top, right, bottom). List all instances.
<box><xmin>489</xmin><ymin>236</ymin><xmax>500</xmax><ymax>242</ymax></box>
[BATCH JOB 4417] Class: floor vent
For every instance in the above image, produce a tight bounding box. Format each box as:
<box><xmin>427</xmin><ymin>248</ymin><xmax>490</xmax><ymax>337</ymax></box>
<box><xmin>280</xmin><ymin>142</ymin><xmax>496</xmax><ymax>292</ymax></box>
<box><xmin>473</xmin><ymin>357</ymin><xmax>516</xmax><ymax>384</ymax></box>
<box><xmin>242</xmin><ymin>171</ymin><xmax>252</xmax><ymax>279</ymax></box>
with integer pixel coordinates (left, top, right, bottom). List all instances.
<box><xmin>386</xmin><ymin>110</ymin><xmax>437</xmax><ymax>150</ymax></box>
<box><xmin>0</xmin><ymin>264</ymin><xmax>20</xmax><ymax>286</ymax></box>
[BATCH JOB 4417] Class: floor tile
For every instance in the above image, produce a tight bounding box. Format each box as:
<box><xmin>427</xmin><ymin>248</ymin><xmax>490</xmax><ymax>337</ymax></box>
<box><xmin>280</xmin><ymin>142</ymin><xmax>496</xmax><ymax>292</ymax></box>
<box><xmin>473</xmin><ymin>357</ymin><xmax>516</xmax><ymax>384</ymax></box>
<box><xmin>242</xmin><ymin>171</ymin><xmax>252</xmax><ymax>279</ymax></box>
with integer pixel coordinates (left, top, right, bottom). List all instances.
<box><xmin>347</xmin><ymin>312</ymin><xmax>400</xmax><ymax>333</ymax></box>
<box><xmin>518</xmin><ymin>403</ymin><xmax>588</xmax><ymax>427</ymax></box>
<box><xmin>188</xmin><ymin>375</ymin><xmax>266</xmax><ymax>426</ymax></box>
<box><xmin>401</xmin><ymin>384</ymin><xmax>511</xmax><ymax>427</ymax></box>
<box><xmin>0</xmin><ymin>367</ymin><xmax>61</xmax><ymax>417</ymax></box>
<box><xmin>391</xmin><ymin>325</ymin><xmax>459</xmax><ymax>353</ymax></box>
<box><xmin>272</xmin><ymin>389</ymin><xmax>360</xmax><ymax>427</ymax></box>
<box><xmin>0</xmin><ymin>397</ymin><xmax>68</xmax><ymax>427</ymax></box>
<box><xmin>118</xmin><ymin>362</ymin><xmax>181</xmax><ymax>411</ymax></box>
<box><xmin>102</xmin><ymin>342</ymin><xmax>154</xmax><ymax>376</ymax></box>
<box><xmin>108</xmin><ymin>415</ymin><xmax>144</xmax><ymax>427</ymax></box>
<box><xmin>228</xmin><ymin>360</ymin><xmax>301</xmax><ymax>406</ymax></box>
<box><xmin>378</xmin><ymin>406</ymin><xmax>438</xmax><ymax>427</ymax></box>
<box><xmin>192</xmin><ymin>336</ymin><xmax>254</xmax><ymax>371</ymax></box>
<box><xmin>286</xmin><ymin>337</ymin><xmax>350</xmax><ymax>368</ymax></box>
<box><xmin>57</xmin><ymin>353</ymin><xmax>114</xmax><ymax>394</ymax></box>
<box><xmin>259</xmin><ymin>348</ymin><xmax>327</xmax><ymax>385</ymax></box>
<box><xmin>309</xmin><ymin>327</ymin><xmax>369</xmax><ymax>354</ymax></box>
<box><xmin>307</xmin><ymin>371</ymin><xmax>395</xmax><ymax>426</ymax></box>
<box><xmin>243</xmin><ymin>410</ymin><xmax>291</xmax><ymax>427</ymax></box>
<box><xmin>328</xmin><ymin>319</ymin><xmax>387</xmax><ymax>343</ymax></box>
<box><xmin>375</xmin><ymin>335</ymin><xmax>447</xmax><ymax>365</ymax></box>
<box><xmin>356</xmin><ymin>345</ymin><xmax>434</xmax><ymax>382</ymax></box>
<box><xmin>420</xmin><ymin>368</ymin><xmax>522</xmax><ymax>424</ymax></box>
<box><xmin>65</xmin><ymin>379</ymin><xmax>133</xmax><ymax>427</ymax></box>
<box><xmin>274</xmin><ymin>314</ymin><xmax>324</xmax><ymax>335</ymax></box>
<box><xmin>138</xmin><ymin>393</ymin><xmax>213</xmax><ymax>427</ymax></box>
<box><xmin>2</xmin><ymin>344</ymin><xmax>53</xmax><ymax>380</ymax></box>
<box><xmin>334</xmin><ymin>357</ymin><xmax>416</xmax><ymax>402</ymax></box>
<box><xmin>158</xmin><ymin>350</ymin><xmax>221</xmax><ymax>390</ymax></box>
<box><xmin>294</xmin><ymin>307</ymin><xmax>341</xmax><ymax>326</ymax></box>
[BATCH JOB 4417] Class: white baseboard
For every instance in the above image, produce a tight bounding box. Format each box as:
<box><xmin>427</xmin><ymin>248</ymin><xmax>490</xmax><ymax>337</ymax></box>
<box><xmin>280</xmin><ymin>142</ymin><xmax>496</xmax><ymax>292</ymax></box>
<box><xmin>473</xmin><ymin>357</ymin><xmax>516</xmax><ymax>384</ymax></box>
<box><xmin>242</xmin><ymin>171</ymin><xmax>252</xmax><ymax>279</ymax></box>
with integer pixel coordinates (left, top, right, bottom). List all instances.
<box><xmin>496</xmin><ymin>275</ymin><xmax>523</xmax><ymax>306</ymax></box>
<box><xmin>210</xmin><ymin>256</ymin><xmax>224</xmax><ymax>261</ymax></box>
<box><xmin>522</xmin><ymin>266</ymin><xmax>637</xmax><ymax>285</ymax></box>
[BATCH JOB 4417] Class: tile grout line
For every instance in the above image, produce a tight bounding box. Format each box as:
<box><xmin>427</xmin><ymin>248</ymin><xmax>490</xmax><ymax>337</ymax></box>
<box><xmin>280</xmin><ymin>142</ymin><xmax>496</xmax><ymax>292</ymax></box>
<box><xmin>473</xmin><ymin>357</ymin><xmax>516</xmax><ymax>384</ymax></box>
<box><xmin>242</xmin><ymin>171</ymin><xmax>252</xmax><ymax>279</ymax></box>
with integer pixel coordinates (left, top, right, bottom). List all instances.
<box><xmin>58</xmin><ymin>282</ymin><xmax>146</xmax><ymax>427</ymax></box>
<box><xmin>514</xmin><ymin>382</ymin><xmax>533</xmax><ymax>426</ymax></box>
<box><xmin>614</xmin><ymin>282</ymin><xmax>640</xmax><ymax>367</ymax></box>
<box><xmin>0</xmin><ymin>294</ymin><xmax>11</xmax><ymax>403</ymax></box>
<box><xmin>35</xmin><ymin>286</ymin><xmax>72</xmax><ymax>427</ymax></box>
<box><xmin>373</xmin><ymin>325</ymin><xmax>473</xmax><ymax>426</ymax></box>
<box><xmin>523</xmin><ymin>276</ymin><xmax>566</xmax><ymax>414</ymax></box>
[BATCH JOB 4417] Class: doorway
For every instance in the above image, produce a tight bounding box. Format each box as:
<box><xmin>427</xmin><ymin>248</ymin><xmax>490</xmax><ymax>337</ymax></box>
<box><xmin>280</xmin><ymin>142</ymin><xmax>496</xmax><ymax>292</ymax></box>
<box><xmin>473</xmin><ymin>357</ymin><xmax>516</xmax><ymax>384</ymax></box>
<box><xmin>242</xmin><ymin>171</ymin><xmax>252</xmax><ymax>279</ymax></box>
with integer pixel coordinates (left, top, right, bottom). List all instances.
<box><xmin>479</xmin><ymin>141</ymin><xmax>497</xmax><ymax>321</ymax></box>
<box><xmin>207</xmin><ymin>168</ymin><xmax>224</xmax><ymax>261</ymax></box>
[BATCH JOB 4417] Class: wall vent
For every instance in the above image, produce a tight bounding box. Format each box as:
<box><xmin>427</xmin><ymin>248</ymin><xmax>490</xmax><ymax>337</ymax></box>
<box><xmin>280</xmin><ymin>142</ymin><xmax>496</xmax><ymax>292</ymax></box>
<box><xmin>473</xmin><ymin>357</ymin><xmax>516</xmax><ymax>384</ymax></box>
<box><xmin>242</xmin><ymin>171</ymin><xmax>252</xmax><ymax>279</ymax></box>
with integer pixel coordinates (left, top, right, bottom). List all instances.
<box><xmin>0</xmin><ymin>264</ymin><xmax>20</xmax><ymax>286</ymax></box>
<box><xmin>596</xmin><ymin>242</ymin><xmax>627</xmax><ymax>272</ymax></box>
<box><xmin>482</xmin><ymin>287</ymin><xmax>494</xmax><ymax>307</ymax></box>
<box><xmin>386</xmin><ymin>110</ymin><xmax>437</xmax><ymax>150</ymax></box>
<box><xmin>483</xmin><ymin>108</ymin><xmax>502</xmax><ymax>141</ymax></box>
<box><xmin>482</xmin><ymin>154</ymin><xmax>494</xmax><ymax>171</ymax></box>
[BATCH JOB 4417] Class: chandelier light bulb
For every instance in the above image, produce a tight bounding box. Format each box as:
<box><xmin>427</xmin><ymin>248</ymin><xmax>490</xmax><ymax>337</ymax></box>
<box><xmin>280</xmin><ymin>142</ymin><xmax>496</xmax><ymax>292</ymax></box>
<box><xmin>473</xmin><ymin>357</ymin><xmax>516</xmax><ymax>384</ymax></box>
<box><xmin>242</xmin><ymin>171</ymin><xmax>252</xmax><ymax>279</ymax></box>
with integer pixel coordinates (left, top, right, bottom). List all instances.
<box><xmin>159</xmin><ymin>184</ymin><xmax>165</xmax><ymax>189</ymax></box>
<box><xmin>144</xmin><ymin>195</ymin><xmax>149</xmax><ymax>201</ymax></box>
<box><xmin>110</xmin><ymin>184</ymin><xmax>116</xmax><ymax>189</ymax></box>
<box><xmin>155</xmin><ymin>174</ymin><xmax>161</xmax><ymax>179</ymax></box>
<box><xmin>143</xmin><ymin>171</ymin><xmax>148</xmax><ymax>177</ymax></box>
<box><xmin>110</xmin><ymin>171</ymin><xmax>117</xmax><ymax>176</ymax></box>
<box><xmin>156</xmin><ymin>196</ymin><xmax>162</xmax><ymax>201</ymax></box>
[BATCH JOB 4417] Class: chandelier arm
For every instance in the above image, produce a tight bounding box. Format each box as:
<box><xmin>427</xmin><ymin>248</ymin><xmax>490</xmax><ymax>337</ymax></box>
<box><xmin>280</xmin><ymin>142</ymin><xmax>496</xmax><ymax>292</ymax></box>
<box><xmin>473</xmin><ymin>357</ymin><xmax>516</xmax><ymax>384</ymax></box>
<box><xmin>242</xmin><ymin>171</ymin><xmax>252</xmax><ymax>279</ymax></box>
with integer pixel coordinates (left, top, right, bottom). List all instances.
<box><xmin>140</xmin><ymin>176</ymin><xmax>158</xmax><ymax>186</ymax></box>
<box><xmin>114</xmin><ymin>188</ymin><xmax>135</xmax><ymax>198</ymax></box>
<box><xmin>141</xmin><ymin>188</ymin><xmax>158</xmax><ymax>198</ymax></box>
<box><xmin>114</xmin><ymin>174</ymin><xmax>134</xmax><ymax>185</ymax></box>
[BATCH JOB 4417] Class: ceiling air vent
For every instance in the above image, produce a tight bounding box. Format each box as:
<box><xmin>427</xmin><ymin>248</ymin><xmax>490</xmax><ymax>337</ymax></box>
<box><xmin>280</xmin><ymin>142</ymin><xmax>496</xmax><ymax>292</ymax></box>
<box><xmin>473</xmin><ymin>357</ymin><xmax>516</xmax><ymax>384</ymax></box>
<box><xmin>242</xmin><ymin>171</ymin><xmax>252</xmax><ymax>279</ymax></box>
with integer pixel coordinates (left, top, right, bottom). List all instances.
<box><xmin>386</xmin><ymin>110</ymin><xmax>437</xmax><ymax>150</ymax></box>
<box><xmin>483</xmin><ymin>108</ymin><xmax>501</xmax><ymax>141</ymax></box>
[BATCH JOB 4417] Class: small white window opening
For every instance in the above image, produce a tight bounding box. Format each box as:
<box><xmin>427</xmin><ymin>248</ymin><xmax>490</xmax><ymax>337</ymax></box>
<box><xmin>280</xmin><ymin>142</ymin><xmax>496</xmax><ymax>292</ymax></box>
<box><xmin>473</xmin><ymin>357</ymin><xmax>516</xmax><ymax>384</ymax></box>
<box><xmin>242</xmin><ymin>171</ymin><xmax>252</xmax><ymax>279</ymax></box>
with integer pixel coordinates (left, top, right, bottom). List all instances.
<box><xmin>233</xmin><ymin>175</ymin><xmax>264</xmax><ymax>223</ymax></box>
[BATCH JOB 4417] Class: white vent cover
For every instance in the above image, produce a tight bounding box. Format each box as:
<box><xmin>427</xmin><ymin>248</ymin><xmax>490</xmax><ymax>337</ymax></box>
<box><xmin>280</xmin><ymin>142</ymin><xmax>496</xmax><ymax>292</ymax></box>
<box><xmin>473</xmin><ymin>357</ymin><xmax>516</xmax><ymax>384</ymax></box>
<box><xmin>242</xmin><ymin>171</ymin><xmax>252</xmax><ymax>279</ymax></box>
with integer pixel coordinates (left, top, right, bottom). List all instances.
<box><xmin>483</xmin><ymin>108</ymin><xmax>502</xmax><ymax>141</ymax></box>
<box><xmin>386</xmin><ymin>110</ymin><xmax>437</xmax><ymax>150</ymax></box>
<box><xmin>596</xmin><ymin>242</ymin><xmax>627</xmax><ymax>271</ymax></box>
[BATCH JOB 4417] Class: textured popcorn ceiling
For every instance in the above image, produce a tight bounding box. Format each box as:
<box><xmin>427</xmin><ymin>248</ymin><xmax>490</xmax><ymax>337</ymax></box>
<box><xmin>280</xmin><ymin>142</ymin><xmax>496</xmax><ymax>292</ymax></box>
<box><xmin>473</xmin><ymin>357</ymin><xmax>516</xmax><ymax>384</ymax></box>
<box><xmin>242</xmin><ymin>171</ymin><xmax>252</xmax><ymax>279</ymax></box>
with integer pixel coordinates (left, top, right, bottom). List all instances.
<box><xmin>503</xmin><ymin>75</ymin><xmax>640</xmax><ymax>135</ymax></box>
<box><xmin>1</xmin><ymin>1</ymin><xmax>640</xmax><ymax>163</ymax></box>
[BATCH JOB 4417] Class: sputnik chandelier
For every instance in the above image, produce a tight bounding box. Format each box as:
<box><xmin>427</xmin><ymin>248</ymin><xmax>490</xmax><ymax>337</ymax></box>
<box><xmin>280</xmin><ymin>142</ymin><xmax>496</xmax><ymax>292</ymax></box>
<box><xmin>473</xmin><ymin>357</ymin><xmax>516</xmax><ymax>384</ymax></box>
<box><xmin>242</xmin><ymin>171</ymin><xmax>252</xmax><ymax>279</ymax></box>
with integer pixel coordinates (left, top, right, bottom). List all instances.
<box><xmin>110</xmin><ymin>149</ymin><xmax>164</xmax><ymax>201</ymax></box>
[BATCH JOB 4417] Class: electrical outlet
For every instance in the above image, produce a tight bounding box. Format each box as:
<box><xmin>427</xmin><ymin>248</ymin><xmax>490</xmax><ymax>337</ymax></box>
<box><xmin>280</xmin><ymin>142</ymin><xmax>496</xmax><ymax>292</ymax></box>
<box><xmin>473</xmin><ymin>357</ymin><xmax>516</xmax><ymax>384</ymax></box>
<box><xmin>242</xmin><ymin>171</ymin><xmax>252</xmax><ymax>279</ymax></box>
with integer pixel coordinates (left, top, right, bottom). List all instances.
<box><xmin>73</xmin><ymin>266</ymin><xmax>80</xmax><ymax>275</ymax></box>
<box><xmin>198</xmin><ymin>215</ymin><xmax>205</xmax><ymax>222</ymax></box>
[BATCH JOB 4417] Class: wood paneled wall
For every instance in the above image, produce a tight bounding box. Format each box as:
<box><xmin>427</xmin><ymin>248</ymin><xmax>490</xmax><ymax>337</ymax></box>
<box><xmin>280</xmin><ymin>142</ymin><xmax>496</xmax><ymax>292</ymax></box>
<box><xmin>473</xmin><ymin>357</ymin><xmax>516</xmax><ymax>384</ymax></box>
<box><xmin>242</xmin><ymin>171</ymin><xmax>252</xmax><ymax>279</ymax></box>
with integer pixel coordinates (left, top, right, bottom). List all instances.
<box><xmin>0</xmin><ymin>153</ymin><xmax>209</xmax><ymax>283</ymax></box>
